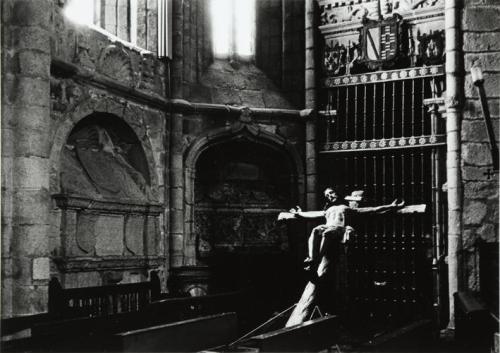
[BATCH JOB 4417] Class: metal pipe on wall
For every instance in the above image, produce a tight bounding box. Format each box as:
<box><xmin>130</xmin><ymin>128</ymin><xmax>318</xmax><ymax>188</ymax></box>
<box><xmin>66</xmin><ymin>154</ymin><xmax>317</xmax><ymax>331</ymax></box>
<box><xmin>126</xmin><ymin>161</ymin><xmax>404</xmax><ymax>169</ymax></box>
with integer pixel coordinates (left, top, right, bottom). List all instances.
<box><xmin>444</xmin><ymin>0</ymin><xmax>464</xmax><ymax>329</ymax></box>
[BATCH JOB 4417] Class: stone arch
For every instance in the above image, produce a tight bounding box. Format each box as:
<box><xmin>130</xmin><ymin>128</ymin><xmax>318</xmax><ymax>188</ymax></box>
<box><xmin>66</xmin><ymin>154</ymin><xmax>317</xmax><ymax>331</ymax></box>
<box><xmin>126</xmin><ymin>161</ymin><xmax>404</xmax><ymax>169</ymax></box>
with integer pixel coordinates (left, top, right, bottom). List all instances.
<box><xmin>47</xmin><ymin>97</ymin><xmax>165</xmax><ymax>288</ymax></box>
<box><xmin>183</xmin><ymin>121</ymin><xmax>305</xmax><ymax>263</ymax></box>
<box><xmin>49</xmin><ymin>98</ymin><xmax>159</xmax><ymax>196</ymax></box>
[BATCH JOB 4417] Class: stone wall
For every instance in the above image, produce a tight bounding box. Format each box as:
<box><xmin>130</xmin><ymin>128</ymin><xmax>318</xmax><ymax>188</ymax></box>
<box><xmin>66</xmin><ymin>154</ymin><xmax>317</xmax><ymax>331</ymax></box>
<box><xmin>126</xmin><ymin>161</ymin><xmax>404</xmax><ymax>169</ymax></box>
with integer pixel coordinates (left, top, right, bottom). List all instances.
<box><xmin>49</xmin><ymin>4</ymin><xmax>169</xmax><ymax>290</ymax></box>
<box><xmin>256</xmin><ymin>0</ymin><xmax>305</xmax><ymax>108</ymax></box>
<box><xmin>171</xmin><ymin>0</ymin><xmax>213</xmax><ymax>99</ymax></box>
<box><xmin>461</xmin><ymin>0</ymin><xmax>499</xmax><ymax>291</ymax></box>
<box><xmin>2</xmin><ymin>0</ymin><xmax>53</xmax><ymax>317</ymax></box>
<box><xmin>1</xmin><ymin>0</ymin><xmax>169</xmax><ymax>317</ymax></box>
<box><xmin>180</xmin><ymin>111</ymin><xmax>306</xmax><ymax>267</ymax></box>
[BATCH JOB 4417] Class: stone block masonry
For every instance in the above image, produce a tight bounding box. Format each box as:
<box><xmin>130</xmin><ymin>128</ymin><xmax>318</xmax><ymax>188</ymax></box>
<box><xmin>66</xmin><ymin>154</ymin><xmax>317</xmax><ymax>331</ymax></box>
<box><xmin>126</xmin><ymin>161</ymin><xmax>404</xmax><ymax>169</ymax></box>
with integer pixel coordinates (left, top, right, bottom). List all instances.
<box><xmin>461</xmin><ymin>1</ymin><xmax>500</xmax><ymax>293</ymax></box>
<box><xmin>1</xmin><ymin>0</ymin><xmax>52</xmax><ymax>317</ymax></box>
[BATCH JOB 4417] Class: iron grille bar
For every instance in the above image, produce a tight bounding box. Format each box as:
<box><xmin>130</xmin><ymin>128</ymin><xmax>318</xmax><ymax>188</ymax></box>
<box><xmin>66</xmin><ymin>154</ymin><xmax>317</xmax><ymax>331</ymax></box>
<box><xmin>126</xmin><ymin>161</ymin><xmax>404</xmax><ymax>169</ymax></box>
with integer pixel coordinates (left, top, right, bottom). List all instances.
<box><xmin>382</xmin><ymin>82</ymin><xmax>387</xmax><ymax>139</ymax></box>
<box><xmin>373</xmin><ymin>83</ymin><xmax>377</xmax><ymax>139</ymax></box>
<box><xmin>411</xmin><ymin>79</ymin><xmax>415</xmax><ymax>137</ymax></box>
<box><xmin>346</xmin><ymin>86</ymin><xmax>350</xmax><ymax>139</ymax></box>
<box><xmin>363</xmin><ymin>84</ymin><xmax>367</xmax><ymax>141</ymax></box>
<box><xmin>391</xmin><ymin>81</ymin><xmax>396</xmax><ymax>137</ymax></box>
<box><xmin>355</xmin><ymin>85</ymin><xmax>359</xmax><ymax>140</ymax></box>
<box><xmin>322</xmin><ymin>134</ymin><xmax>446</xmax><ymax>153</ymax></box>
<box><xmin>421</xmin><ymin>78</ymin><xmax>426</xmax><ymax>136</ymax></box>
<box><xmin>324</xmin><ymin>65</ymin><xmax>444</xmax><ymax>87</ymax></box>
<box><xmin>322</xmin><ymin>75</ymin><xmax>444</xmax><ymax>147</ymax></box>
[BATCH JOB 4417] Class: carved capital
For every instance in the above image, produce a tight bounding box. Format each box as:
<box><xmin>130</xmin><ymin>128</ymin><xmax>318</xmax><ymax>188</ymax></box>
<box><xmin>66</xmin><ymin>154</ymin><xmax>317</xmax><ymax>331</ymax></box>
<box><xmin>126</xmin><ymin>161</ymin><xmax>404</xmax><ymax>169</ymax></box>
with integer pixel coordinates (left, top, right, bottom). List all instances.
<box><xmin>445</xmin><ymin>95</ymin><xmax>461</xmax><ymax>109</ymax></box>
<box><xmin>423</xmin><ymin>97</ymin><xmax>446</xmax><ymax>118</ymax></box>
<box><xmin>239</xmin><ymin>106</ymin><xmax>252</xmax><ymax>122</ymax></box>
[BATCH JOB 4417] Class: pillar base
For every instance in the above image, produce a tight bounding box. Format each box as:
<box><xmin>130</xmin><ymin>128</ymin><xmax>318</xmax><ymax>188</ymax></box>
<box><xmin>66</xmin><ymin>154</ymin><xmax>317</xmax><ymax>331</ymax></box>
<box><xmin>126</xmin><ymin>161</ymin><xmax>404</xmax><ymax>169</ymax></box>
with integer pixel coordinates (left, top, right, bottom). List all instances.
<box><xmin>167</xmin><ymin>266</ymin><xmax>213</xmax><ymax>296</ymax></box>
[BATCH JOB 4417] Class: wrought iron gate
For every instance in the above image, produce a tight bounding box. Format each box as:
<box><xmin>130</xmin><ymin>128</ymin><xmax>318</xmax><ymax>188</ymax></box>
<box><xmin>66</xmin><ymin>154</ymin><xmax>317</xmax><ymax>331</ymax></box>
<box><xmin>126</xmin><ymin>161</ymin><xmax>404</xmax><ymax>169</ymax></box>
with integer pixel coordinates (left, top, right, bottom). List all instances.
<box><xmin>319</xmin><ymin>66</ymin><xmax>447</xmax><ymax>327</ymax></box>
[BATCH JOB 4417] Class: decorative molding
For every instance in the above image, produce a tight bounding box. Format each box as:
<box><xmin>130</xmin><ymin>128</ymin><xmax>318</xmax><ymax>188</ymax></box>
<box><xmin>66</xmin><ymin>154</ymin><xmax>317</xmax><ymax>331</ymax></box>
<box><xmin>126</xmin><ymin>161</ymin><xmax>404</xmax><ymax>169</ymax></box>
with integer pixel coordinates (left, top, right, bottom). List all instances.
<box><xmin>97</xmin><ymin>44</ymin><xmax>137</xmax><ymax>87</ymax></box>
<box><xmin>53</xmin><ymin>194</ymin><xmax>163</xmax><ymax>215</ymax></box>
<box><xmin>318</xmin><ymin>0</ymin><xmax>444</xmax><ymax>28</ymax></box>
<box><xmin>53</xmin><ymin>256</ymin><xmax>165</xmax><ymax>273</ymax></box>
<box><xmin>445</xmin><ymin>95</ymin><xmax>461</xmax><ymax>109</ymax></box>
<box><xmin>321</xmin><ymin>134</ymin><xmax>446</xmax><ymax>152</ymax></box>
<box><xmin>324</xmin><ymin>64</ymin><xmax>443</xmax><ymax>87</ymax></box>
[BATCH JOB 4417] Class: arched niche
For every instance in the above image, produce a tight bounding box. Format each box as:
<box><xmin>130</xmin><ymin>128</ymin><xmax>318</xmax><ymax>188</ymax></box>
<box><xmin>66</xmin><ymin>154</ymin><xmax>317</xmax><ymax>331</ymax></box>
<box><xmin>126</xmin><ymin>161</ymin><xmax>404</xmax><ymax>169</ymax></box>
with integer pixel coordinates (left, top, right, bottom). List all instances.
<box><xmin>194</xmin><ymin>139</ymin><xmax>293</xmax><ymax>255</ymax></box>
<box><xmin>179</xmin><ymin>123</ymin><xmax>305</xmax><ymax>320</ymax></box>
<box><xmin>52</xmin><ymin>113</ymin><xmax>163</xmax><ymax>287</ymax></box>
<box><xmin>60</xmin><ymin>113</ymin><xmax>152</xmax><ymax>202</ymax></box>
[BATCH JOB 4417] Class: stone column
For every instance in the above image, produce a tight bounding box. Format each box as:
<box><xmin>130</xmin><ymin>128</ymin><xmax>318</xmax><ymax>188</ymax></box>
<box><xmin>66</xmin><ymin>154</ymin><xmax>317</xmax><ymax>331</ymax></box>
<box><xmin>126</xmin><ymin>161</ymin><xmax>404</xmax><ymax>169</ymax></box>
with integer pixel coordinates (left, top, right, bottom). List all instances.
<box><xmin>169</xmin><ymin>0</ymin><xmax>185</xmax><ymax>268</ymax></box>
<box><xmin>444</xmin><ymin>0</ymin><xmax>464</xmax><ymax>329</ymax></box>
<box><xmin>169</xmin><ymin>113</ymin><xmax>184</xmax><ymax>267</ymax></box>
<box><xmin>304</xmin><ymin>0</ymin><xmax>318</xmax><ymax>210</ymax></box>
<box><xmin>2</xmin><ymin>0</ymin><xmax>52</xmax><ymax>317</ymax></box>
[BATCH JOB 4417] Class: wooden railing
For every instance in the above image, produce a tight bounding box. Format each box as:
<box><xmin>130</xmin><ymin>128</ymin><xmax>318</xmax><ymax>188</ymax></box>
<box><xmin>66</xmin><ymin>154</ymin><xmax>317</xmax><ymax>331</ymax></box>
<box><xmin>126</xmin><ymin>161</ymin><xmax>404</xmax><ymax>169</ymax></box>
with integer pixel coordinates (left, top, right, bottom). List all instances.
<box><xmin>48</xmin><ymin>274</ymin><xmax>161</xmax><ymax>319</ymax></box>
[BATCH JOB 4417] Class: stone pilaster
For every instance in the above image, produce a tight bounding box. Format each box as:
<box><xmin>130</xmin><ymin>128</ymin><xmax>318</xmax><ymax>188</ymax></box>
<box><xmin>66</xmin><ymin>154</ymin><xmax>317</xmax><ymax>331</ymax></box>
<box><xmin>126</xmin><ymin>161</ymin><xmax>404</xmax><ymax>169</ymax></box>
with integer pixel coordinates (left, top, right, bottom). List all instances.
<box><xmin>304</xmin><ymin>0</ymin><xmax>317</xmax><ymax>210</ymax></box>
<box><xmin>2</xmin><ymin>0</ymin><xmax>52</xmax><ymax>317</ymax></box>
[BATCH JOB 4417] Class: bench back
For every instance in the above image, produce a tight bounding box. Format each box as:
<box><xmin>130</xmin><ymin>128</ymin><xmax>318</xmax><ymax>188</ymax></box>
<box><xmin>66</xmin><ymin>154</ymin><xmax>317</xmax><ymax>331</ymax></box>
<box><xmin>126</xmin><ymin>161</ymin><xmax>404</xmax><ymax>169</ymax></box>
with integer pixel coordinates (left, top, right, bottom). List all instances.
<box><xmin>244</xmin><ymin>315</ymin><xmax>339</xmax><ymax>352</ymax></box>
<box><xmin>48</xmin><ymin>273</ymin><xmax>161</xmax><ymax>319</ymax></box>
<box><xmin>112</xmin><ymin>312</ymin><xmax>238</xmax><ymax>352</ymax></box>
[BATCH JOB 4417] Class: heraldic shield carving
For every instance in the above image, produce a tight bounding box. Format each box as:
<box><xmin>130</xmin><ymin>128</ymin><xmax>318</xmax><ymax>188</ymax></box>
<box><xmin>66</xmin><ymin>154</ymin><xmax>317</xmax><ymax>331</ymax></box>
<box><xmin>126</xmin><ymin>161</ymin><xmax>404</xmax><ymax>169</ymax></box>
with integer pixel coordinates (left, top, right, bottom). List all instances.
<box><xmin>359</xmin><ymin>14</ymin><xmax>405</xmax><ymax>70</ymax></box>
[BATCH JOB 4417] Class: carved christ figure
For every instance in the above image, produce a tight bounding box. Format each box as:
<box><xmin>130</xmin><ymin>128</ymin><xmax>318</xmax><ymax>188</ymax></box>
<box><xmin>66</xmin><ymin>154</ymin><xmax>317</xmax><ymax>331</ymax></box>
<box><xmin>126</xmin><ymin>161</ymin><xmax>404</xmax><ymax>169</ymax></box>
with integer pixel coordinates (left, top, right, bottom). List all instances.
<box><xmin>287</xmin><ymin>188</ymin><xmax>404</xmax><ymax>273</ymax></box>
<box><xmin>279</xmin><ymin>188</ymin><xmax>426</xmax><ymax>327</ymax></box>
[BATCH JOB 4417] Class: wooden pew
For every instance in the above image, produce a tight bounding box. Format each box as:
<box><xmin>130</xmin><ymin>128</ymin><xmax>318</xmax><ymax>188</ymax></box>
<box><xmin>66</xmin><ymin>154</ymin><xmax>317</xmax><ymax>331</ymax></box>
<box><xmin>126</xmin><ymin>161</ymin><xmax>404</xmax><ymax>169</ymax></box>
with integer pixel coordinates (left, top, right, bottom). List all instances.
<box><xmin>1</xmin><ymin>291</ymin><xmax>242</xmax><ymax>352</ymax></box>
<box><xmin>146</xmin><ymin>290</ymin><xmax>242</xmax><ymax>323</ymax></box>
<box><xmin>48</xmin><ymin>273</ymin><xmax>162</xmax><ymax>319</ymax></box>
<box><xmin>110</xmin><ymin>312</ymin><xmax>238</xmax><ymax>352</ymax></box>
<box><xmin>240</xmin><ymin>315</ymin><xmax>339</xmax><ymax>352</ymax></box>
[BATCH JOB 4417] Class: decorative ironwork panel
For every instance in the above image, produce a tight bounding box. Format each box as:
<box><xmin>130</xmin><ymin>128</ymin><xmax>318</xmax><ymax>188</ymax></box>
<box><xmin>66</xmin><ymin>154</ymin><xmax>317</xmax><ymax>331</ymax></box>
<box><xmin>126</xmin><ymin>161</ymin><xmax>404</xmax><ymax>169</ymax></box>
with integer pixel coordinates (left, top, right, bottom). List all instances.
<box><xmin>318</xmin><ymin>61</ymin><xmax>446</xmax><ymax>327</ymax></box>
<box><xmin>320</xmin><ymin>147</ymin><xmax>444</xmax><ymax>325</ymax></box>
<box><xmin>321</xmin><ymin>71</ymin><xmax>444</xmax><ymax>145</ymax></box>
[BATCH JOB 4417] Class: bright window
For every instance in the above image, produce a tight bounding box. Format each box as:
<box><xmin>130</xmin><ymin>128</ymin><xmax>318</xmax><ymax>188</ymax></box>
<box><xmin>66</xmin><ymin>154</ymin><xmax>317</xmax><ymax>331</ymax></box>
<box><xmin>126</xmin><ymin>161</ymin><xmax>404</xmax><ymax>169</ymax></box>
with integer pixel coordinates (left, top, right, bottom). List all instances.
<box><xmin>211</xmin><ymin>0</ymin><xmax>255</xmax><ymax>59</ymax></box>
<box><xmin>63</xmin><ymin>0</ymin><xmax>139</xmax><ymax>45</ymax></box>
<box><xmin>64</xmin><ymin>0</ymin><xmax>96</xmax><ymax>26</ymax></box>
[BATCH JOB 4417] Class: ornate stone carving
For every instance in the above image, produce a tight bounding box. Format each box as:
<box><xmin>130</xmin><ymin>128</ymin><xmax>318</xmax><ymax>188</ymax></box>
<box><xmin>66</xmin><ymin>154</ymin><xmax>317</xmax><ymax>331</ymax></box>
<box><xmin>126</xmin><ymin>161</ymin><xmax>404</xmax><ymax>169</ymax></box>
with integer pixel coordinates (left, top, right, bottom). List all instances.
<box><xmin>138</xmin><ymin>54</ymin><xmax>159</xmax><ymax>91</ymax></box>
<box><xmin>324</xmin><ymin>41</ymin><xmax>361</xmax><ymax>76</ymax></box>
<box><xmin>322</xmin><ymin>22</ymin><xmax>444</xmax><ymax>76</ymax></box>
<box><xmin>239</xmin><ymin>107</ymin><xmax>252</xmax><ymax>122</ymax></box>
<box><xmin>74</xmin><ymin>33</ymin><xmax>96</xmax><ymax>70</ymax></box>
<box><xmin>98</xmin><ymin>44</ymin><xmax>136</xmax><ymax>86</ymax></box>
<box><xmin>194</xmin><ymin>210</ymin><xmax>288</xmax><ymax>256</ymax></box>
<box><xmin>358</xmin><ymin>14</ymin><xmax>407</xmax><ymax>70</ymax></box>
<box><xmin>50</xmin><ymin>78</ymin><xmax>87</xmax><ymax>113</ymax></box>
<box><xmin>62</xmin><ymin>124</ymin><xmax>154</xmax><ymax>203</ymax></box>
<box><xmin>319</xmin><ymin>0</ymin><xmax>444</xmax><ymax>26</ymax></box>
<box><xmin>53</xmin><ymin>256</ymin><xmax>164</xmax><ymax>273</ymax></box>
<box><xmin>416</xmin><ymin>30</ymin><xmax>445</xmax><ymax>66</ymax></box>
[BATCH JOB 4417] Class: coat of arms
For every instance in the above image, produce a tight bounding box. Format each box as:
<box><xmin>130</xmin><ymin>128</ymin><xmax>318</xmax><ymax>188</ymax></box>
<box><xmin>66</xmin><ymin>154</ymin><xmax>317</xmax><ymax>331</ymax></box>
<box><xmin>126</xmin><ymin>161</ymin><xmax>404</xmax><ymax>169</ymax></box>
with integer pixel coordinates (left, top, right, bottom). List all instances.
<box><xmin>358</xmin><ymin>13</ymin><xmax>405</xmax><ymax>70</ymax></box>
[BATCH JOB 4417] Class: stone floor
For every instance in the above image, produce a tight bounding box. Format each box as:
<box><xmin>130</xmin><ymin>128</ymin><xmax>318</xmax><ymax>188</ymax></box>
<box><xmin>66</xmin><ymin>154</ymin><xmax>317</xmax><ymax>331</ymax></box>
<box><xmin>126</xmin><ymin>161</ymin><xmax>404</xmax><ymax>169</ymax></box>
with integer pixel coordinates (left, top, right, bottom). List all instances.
<box><xmin>328</xmin><ymin>326</ymin><xmax>493</xmax><ymax>353</ymax></box>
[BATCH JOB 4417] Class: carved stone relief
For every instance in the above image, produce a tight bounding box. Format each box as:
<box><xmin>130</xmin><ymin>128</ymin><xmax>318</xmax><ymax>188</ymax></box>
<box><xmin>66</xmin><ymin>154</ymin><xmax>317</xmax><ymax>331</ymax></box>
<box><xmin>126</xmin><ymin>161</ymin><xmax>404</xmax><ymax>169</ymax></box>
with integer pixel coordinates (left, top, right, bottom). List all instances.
<box><xmin>52</xmin><ymin>7</ymin><xmax>167</xmax><ymax>96</ymax></box>
<box><xmin>195</xmin><ymin>210</ymin><xmax>288</xmax><ymax>256</ymax></box>
<box><xmin>50</xmin><ymin>78</ymin><xmax>87</xmax><ymax>114</ymax></box>
<box><xmin>98</xmin><ymin>44</ymin><xmax>136</xmax><ymax>86</ymax></box>
<box><xmin>193</xmin><ymin>141</ymin><xmax>292</xmax><ymax>257</ymax></box>
<box><xmin>319</xmin><ymin>0</ymin><xmax>444</xmax><ymax>26</ymax></box>
<box><xmin>54</xmin><ymin>115</ymin><xmax>162</xmax><ymax>274</ymax></box>
<box><xmin>61</xmin><ymin>123</ymin><xmax>154</xmax><ymax>203</ymax></box>
<box><xmin>74</xmin><ymin>33</ymin><xmax>96</xmax><ymax>71</ymax></box>
<box><xmin>322</xmin><ymin>26</ymin><xmax>445</xmax><ymax>76</ymax></box>
<box><xmin>319</xmin><ymin>0</ymin><xmax>445</xmax><ymax>76</ymax></box>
